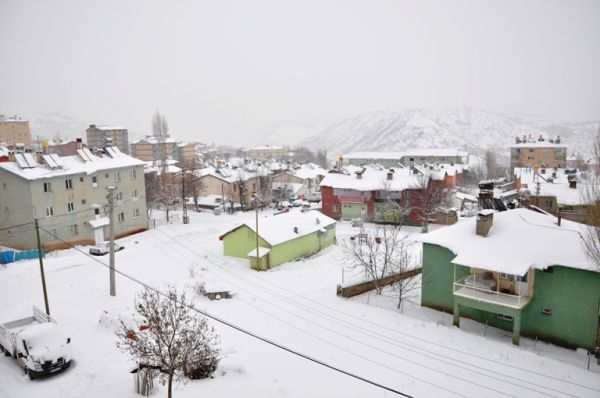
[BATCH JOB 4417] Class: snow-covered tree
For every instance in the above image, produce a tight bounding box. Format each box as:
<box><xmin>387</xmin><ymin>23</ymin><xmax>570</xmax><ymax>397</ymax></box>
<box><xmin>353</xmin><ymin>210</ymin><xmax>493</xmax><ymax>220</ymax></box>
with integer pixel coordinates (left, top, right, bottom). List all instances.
<box><xmin>117</xmin><ymin>286</ymin><xmax>220</xmax><ymax>398</ymax></box>
<box><xmin>582</xmin><ymin>128</ymin><xmax>600</xmax><ymax>272</ymax></box>
<box><xmin>342</xmin><ymin>225</ymin><xmax>418</xmax><ymax>308</ymax></box>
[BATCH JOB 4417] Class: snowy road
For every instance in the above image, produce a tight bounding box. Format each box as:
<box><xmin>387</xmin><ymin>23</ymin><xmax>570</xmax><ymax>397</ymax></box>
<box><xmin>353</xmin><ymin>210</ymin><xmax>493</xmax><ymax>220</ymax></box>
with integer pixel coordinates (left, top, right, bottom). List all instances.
<box><xmin>0</xmin><ymin>210</ymin><xmax>599</xmax><ymax>398</ymax></box>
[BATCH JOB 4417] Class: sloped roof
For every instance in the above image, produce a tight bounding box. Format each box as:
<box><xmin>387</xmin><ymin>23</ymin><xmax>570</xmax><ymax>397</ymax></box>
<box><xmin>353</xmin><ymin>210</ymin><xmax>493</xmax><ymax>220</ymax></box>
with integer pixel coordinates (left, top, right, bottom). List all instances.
<box><xmin>221</xmin><ymin>210</ymin><xmax>336</xmax><ymax>246</ymax></box>
<box><xmin>320</xmin><ymin>165</ymin><xmax>424</xmax><ymax>191</ymax></box>
<box><xmin>416</xmin><ymin>208</ymin><xmax>593</xmax><ymax>276</ymax></box>
<box><xmin>514</xmin><ymin>167</ymin><xmax>589</xmax><ymax>205</ymax></box>
<box><xmin>0</xmin><ymin>148</ymin><xmax>144</xmax><ymax>181</ymax></box>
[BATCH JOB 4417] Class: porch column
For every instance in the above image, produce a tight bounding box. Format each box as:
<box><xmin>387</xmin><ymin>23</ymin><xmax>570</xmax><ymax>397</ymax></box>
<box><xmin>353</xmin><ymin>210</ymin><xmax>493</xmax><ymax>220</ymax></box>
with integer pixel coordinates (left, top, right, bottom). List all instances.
<box><xmin>453</xmin><ymin>302</ymin><xmax>460</xmax><ymax>327</ymax></box>
<box><xmin>512</xmin><ymin>313</ymin><xmax>521</xmax><ymax>346</ymax></box>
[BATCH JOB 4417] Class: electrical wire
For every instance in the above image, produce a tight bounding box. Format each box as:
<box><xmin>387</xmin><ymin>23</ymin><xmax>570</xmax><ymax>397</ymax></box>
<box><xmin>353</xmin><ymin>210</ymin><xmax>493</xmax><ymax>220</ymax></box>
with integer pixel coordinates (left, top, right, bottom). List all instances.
<box><xmin>38</xmin><ymin>226</ymin><xmax>414</xmax><ymax>398</ymax></box>
<box><xmin>151</xmin><ymin>226</ymin><xmax>592</xmax><ymax>398</ymax></box>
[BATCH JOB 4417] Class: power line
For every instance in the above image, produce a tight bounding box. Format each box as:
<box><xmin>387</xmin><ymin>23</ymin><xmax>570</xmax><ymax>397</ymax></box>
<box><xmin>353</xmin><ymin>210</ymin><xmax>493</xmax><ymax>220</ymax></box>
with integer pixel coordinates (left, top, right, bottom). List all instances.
<box><xmin>38</xmin><ymin>226</ymin><xmax>414</xmax><ymax>398</ymax></box>
<box><xmin>0</xmin><ymin>221</ymin><xmax>33</xmax><ymax>231</ymax></box>
<box><xmin>151</xmin><ymin>227</ymin><xmax>584</xmax><ymax>398</ymax></box>
<box><xmin>152</xmin><ymin>224</ymin><xmax>600</xmax><ymax>396</ymax></box>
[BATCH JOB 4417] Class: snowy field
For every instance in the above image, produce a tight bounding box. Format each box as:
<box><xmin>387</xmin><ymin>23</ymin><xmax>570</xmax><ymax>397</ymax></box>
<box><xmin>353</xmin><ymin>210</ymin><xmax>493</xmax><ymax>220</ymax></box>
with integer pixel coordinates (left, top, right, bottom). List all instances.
<box><xmin>0</xmin><ymin>209</ymin><xmax>599</xmax><ymax>398</ymax></box>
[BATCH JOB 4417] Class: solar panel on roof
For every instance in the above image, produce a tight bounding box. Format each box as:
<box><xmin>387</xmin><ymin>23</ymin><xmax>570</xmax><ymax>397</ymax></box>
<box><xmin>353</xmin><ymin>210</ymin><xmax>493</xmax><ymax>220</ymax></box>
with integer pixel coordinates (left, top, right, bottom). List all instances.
<box><xmin>77</xmin><ymin>149</ymin><xmax>91</xmax><ymax>162</ymax></box>
<box><xmin>49</xmin><ymin>153</ymin><xmax>62</xmax><ymax>167</ymax></box>
<box><xmin>23</xmin><ymin>153</ymin><xmax>37</xmax><ymax>167</ymax></box>
<box><xmin>82</xmin><ymin>148</ymin><xmax>95</xmax><ymax>160</ymax></box>
<box><xmin>14</xmin><ymin>153</ymin><xmax>31</xmax><ymax>168</ymax></box>
<box><xmin>42</xmin><ymin>154</ymin><xmax>59</xmax><ymax>169</ymax></box>
<box><xmin>105</xmin><ymin>147</ymin><xmax>117</xmax><ymax>158</ymax></box>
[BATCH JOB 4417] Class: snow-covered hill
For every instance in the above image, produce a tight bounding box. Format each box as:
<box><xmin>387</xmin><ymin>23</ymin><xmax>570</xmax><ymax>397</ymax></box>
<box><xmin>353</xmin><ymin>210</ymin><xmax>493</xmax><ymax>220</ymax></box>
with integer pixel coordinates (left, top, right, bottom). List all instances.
<box><xmin>301</xmin><ymin>108</ymin><xmax>599</xmax><ymax>160</ymax></box>
<box><xmin>28</xmin><ymin>112</ymin><xmax>88</xmax><ymax>141</ymax></box>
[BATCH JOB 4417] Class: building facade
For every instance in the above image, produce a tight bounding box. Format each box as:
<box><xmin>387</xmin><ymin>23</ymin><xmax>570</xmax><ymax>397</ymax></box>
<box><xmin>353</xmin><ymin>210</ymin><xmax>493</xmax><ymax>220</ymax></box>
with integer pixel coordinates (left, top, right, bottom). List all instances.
<box><xmin>510</xmin><ymin>135</ymin><xmax>567</xmax><ymax>169</ymax></box>
<box><xmin>86</xmin><ymin>125</ymin><xmax>129</xmax><ymax>154</ymax></box>
<box><xmin>344</xmin><ymin>149</ymin><xmax>469</xmax><ymax>168</ymax></box>
<box><xmin>419</xmin><ymin>209</ymin><xmax>600</xmax><ymax>349</ymax></box>
<box><xmin>0</xmin><ymin>148</ymin><xmax>147</xmax><ymax>250</ymax></box>
<box><xmin>0</xmin><ymin>116</ymin><xmax>32</xmax><ymax>146</ymax></box>
<box><xmin>131</xmin><ymin>138</ymin><xmax>196</xmax><ymax>167</ymax></box>
<box><xmin>243</xmin><ymin>145</ymin><xmax>286</xmax><ymax>161</ymax></box>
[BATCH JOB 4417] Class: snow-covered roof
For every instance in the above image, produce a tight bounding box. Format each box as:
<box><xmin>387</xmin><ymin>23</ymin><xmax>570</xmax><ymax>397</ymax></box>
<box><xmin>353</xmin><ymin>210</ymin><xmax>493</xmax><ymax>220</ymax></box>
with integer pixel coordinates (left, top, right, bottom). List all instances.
<box><xmin>198</xmin><ymin>164</ymin><xmax>270</xmax><ymax>183</ymax></box>
<box><xmin>0</xmin><ymin>148</ymin><xmax>144</xmax><ymax>181</ymax></box>
<box><xmin>89</xmin><ymin>125</ymin><xmax>127</xmax><ymax>131</ymax></box>
<box><xmin>89</xmin><ymin>217</ymin><xmax>109</xmax><ymax>228</ymax></box>
<box><xmin>344</xmin><ymin>149</ymin><xmax>468</xmax><ymax>159</ymax></box>
<box><xmin>0</xmin><ymin>146</ymin><xmax>9</xmax><ymax>157</ymax></box>
<box><xmin>514</xmin><ymin>167</ymin><xmax>588</xmax><ymax>205</ymax></box>
<box><xmin>272</xmin><ymin>182</ymin><xmax>303</xmax><ymax>194</ymax></box>
<box><xmin>244</xmin><ymin>145</ymin><xmax>284</xmax><ymax>151</ymax></box>
<box><xmin>416</xmin><ymin>208</ymin><xmax>592</xmax><ymax>276</ymax></box>
<box><xmin>221</xmin><ymin>210</ymin><xmax>336</xmax><ymax>246</ymax></box>
<box><xmin>287</xmin><ymin>163</ymin><xmax>327</xmax><ymax>180</ymax></box>
<box><xmin>320</xmin><ymin>165</ymin><xmax>424</xmax><ymax>191</ymax></box>
<box><xmin>455</xmin><ymin>192</ymin><xmax>478</xmax><ymax>202</ymax></box>
<box><xmin>510</xmin><ymin>142</ymin><xmax>567</xmax><ymax>148</ymax></box>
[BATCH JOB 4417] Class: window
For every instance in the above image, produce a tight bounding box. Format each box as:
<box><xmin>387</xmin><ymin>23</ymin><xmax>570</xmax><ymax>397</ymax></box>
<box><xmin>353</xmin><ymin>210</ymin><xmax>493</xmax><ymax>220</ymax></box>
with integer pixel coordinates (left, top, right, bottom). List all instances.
<box><xmin>133</xmin><ymin>208</ymin><xmax>140</xmax><ymax>218</ymax></box>
<box><xmin>80</xmin><ymin>176</ymin><xmax>84</xmax><ymax>182</ymax></box>
<box><xmin>43</xmin><ymin>182</ymin><xmax>52</xmax><ymax>193</ymax></box>
<box><xmin>116</xmin><ymin>192</ymin><xmax>124</xmax><ymax>202</ymax></box>
<box><xmin>94</xmin><ymin>208</ymin><xmax>100</xmax><ymax>215</ymax></box>
<box><xmin>105</xmin><ymin>173</ymin><xmax>109</xmax><ymax>179</ymax></box>
<box><xmin>130</xmin><ymin>169</ymin><xmax>137</xmax><ymax>179</ymax></box>
<box><xmin>70</xmin><ymin>224</ymin><xmax>78</xmax><ymax>235</ymax></box>
<box><xmin>46</xmin><ymin>206</ymin><xmax>54</xmax><ymax>216</ymax></box>
<box><xmin>92</xmin><ymin>176</ymin><xmax>98</xmax><ymax>184</ymax></box>
<box><xmin>542</xmin><ymin>308</ymin><xmax>552</xmax><ymax>316</ymax></box>
<box><xmin>65</xmin><ymin>179</ymin><xmax>73</xmax><ymax>190</ymax></box>
<box><xmin>496</xmin><ymin>314</ymin><xmax>514</xmax><ymax>321</ymax></box>
<box><xmin>118</xmin><ymin>212</ymin><xmax>125</xmax><ymax>222</ymax></box>
<box><xmin>132</xmin><ymin>189</ymin><xmax>138</xmax><ymax>199</ymax></box>
<box><xmin>114</xmin><ymin>172</ymin><xmax>121</xmax><ymax>182</ymax></box>
<box><xmin>67</xmin><ymin>202</ymin><xmax>75</xmax><ymax>212</ymax></box>
<box><xmin>332</xmin><ymin>204</ymin><xmax>340</xmax><ymax>212</ymax></box>
<box><xmin>2</xmin><ymin>183</ymin><xmax>6</xmax><ymax>190</ymax></box>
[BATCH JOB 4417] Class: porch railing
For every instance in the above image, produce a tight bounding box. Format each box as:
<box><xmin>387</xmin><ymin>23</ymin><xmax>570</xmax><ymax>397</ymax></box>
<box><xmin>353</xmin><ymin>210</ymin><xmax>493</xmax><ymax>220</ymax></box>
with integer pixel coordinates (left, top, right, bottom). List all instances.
<box><xmin>453</xmin><ymin>274</ymin><xmax>530</xmax><ymax>309</ymax></box>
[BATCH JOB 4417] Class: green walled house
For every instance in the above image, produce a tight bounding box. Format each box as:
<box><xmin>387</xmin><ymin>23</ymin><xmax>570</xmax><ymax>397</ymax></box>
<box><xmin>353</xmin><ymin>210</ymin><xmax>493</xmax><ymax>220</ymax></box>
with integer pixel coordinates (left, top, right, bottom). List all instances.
<box><xmin>418</xmin><ymin>208</ymin><xmax>600</xmax><ymax>350</ymax></box>
<box><xmin>219</xmin><ymin>210</ymin><xmax>337</xmax><ymax>270</ymax></box>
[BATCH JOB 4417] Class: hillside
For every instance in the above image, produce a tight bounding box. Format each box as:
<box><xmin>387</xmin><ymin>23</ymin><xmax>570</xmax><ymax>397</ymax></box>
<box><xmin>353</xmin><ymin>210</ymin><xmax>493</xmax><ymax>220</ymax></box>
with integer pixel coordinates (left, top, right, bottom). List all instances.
<box><xmin>300</xmin><ymin>108</ymin><xmax>599</xmax><ymax>161</ymax></box>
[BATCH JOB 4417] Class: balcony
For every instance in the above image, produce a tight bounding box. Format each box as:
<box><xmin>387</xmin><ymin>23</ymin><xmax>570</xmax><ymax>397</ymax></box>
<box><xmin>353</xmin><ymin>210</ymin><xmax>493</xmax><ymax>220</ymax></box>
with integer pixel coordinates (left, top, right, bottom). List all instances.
<box><xmin>453</xmin><ymin>274</ymin><xmax>531</xmax><ymax>309</ymax></box>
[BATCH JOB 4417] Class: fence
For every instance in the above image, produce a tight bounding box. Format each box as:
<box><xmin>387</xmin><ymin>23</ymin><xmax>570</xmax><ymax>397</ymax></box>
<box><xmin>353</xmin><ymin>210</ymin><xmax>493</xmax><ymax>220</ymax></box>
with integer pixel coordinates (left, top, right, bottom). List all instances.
<box><xmin>0</xmin><ymin>248</ymin><xmax>45</xmax><ymax>265</ymax></box>
<box><xmin>336</xmin><ymin>268</ymin><xmax>422</xmax><ymax>298</ymax></box>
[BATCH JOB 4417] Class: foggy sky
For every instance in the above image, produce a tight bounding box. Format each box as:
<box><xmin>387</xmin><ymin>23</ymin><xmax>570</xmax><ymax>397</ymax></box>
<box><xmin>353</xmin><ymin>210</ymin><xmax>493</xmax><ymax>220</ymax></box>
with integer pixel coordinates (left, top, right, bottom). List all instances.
<box><xmin>1</xmin><ymin>0</ymin><xmax>599</xmax><ymax>145</ymax></box>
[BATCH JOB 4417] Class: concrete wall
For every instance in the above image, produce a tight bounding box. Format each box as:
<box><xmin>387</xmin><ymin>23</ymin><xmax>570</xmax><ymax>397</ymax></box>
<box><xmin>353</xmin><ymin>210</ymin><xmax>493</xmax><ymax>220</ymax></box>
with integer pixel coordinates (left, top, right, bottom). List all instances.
<box><xmin>0</xmin><ymin>164</ymin><xmax>147</xmax><ymax>250</ymax></box>
<box><xmin>421</xmin><ymin>243</ymin><xmax>600</xmax><ymax>350</ymax></box>
<box><xmin>0</xmin><ymin>120</ymin><xmax>31</xmax><ymax>146</ymax></box>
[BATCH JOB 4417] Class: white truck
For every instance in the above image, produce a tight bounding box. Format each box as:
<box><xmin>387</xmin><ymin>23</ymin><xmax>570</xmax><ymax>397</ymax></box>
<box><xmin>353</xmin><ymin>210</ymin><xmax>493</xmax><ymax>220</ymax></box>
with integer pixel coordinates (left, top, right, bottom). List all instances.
<box><xmin>0</xmin><ymin>306</ymin><xmax>71</xmax><ymax>379</ymax></box>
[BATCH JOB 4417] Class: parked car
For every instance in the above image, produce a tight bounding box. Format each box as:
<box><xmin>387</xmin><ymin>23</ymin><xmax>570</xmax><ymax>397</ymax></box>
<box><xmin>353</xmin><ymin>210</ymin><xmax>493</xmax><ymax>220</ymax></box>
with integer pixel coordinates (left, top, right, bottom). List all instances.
<box><xmin>89</xmin><ymin>241</ymin><xmax>124</xmax><ymax>256</ymax></box>
<box><xmin>0</xmin><ymin>306</ymin><xmax>71</xmax><ymax>380</ymax></box>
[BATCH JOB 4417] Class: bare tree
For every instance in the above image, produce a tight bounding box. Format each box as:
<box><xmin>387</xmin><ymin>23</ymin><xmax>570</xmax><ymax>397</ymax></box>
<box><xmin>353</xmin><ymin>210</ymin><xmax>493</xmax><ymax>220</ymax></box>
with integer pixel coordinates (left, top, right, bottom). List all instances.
<box><xmin>183</xmin><ymin>167</ymin><xmax>205</xmax><ymax>212</ymax></box>
<box><xmin>316</xmin><ymin>149</ymin><xmax>328</xmax><ymax>169</ymax></box>
<box><xmin>342</xmin><ymin>224</ymin><xmax>418</xmax><ymax>309</ymax></box>
<box><xmin>414</xmin><ymin>175</ymin><xmax>444</xmax><ymax>233</ymax></box>
<box><xmin>582</xmin><ymin>128</ymin><xmax>600</xmax><ymax>271</ymax></box>
<box><xmin>117</xmin><ymin>286</ymin><xmax>220</xmax><ymax>398</ymax></box>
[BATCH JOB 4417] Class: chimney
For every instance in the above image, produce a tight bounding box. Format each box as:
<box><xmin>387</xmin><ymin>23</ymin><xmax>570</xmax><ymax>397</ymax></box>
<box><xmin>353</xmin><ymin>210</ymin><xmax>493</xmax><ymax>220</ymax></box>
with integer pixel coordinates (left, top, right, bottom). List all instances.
<box><xmin>557</xmin><ymin>206</ymin><xmax>562</xmax><ymax>227</ymax></box>
<box><xmin>515</xmin><ymin>136</ymin><xmax>521</xmax><ymax>144</ymax></box>
<box><xmin>568</xmin><ymin>175</ymin><xmax>577</xmax><ymax>189</ymax></box>
<box><xmin>76</xmin><ymin>138</ymin><xmax>83</xmax><ymax>150</ymax></box>
<box><xmin>476</xmin><ymin>210</ymin><xmax>494</xmax><ymax>237</ymax></box>
<box><xmin>556</xmin><ymin>136</ymin><xmax>561</xmax><ymax>144</ymax></box>
<box><xmin>387</xmin><ymin>170</ymin><xmax>393</xmax><ymax>180</ymax></box>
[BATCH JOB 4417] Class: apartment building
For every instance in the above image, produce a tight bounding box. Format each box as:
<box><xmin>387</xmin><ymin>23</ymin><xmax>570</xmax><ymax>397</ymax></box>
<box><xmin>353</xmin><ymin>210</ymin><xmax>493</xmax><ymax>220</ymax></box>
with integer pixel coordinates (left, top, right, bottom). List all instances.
<box><xmin>510</xmin><ymin>134</ymin><xmax>567</xmax><ymax>169</ymax></box>
<box><xmin>0</xmin><ymin>147</ymin><xmax>147</xmax><ymax>250</ymax></box>
<box><xmin>86</xmin><ymin>124</ymin><xmax>129</xmax><ymax>154</ymax></box>
<box><xmin>0</xmin><ymin>115</ymin><xmax>32</xmax><ymax>146</ymax></box>
<box><xmin>130</xmin><ymin>137</ymin><xmax>196</xmax><ymax>167</ymax></box>
<box><xmin>243</xmin><ymin>145</ymin><xmax>287</xmax><ymax>161</ymax></box>
<box><xmin>344</xmin><ymin>149</ymin><xmax>469</xmax><ymax>168</ymax></box>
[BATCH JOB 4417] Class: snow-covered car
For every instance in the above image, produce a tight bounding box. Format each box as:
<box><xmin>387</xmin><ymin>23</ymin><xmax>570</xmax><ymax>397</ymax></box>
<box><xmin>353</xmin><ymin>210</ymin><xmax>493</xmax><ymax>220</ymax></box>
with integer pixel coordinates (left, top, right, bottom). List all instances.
<box><xmin>89</xmin><ymin>242</ymin><xmax>124</xmax><ymax>256</ymax></box>
<box><xmin>0</xmin><ymin>306</ymin><xmax>71</xmax><ymax>380</ymax></box>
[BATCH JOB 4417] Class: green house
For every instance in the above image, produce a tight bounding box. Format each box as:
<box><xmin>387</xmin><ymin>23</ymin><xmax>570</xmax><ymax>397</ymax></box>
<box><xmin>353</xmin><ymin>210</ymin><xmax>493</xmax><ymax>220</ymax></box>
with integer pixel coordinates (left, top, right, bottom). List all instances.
<box><xmin>418</xmin><ymin>208</ymin><xmax>600</xmax><ymax>350</ymax></box>
<box><xmin>219</xmin><ymin>210</ymin><xmax>337</xmax><ymax>270</ymax></box>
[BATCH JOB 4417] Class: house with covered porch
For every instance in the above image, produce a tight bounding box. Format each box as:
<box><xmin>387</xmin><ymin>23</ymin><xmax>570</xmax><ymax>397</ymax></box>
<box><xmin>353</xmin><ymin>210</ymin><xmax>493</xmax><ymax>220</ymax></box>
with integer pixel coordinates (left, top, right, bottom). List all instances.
<box><xmin>418</xmin><ymin>208</ymin><xmax>600</xmax><ymax>350</ymax></box>
<box><xmin>219</xmin><ymin>210</ymin><xmax>336</xmax><ymax>270</ymax></box>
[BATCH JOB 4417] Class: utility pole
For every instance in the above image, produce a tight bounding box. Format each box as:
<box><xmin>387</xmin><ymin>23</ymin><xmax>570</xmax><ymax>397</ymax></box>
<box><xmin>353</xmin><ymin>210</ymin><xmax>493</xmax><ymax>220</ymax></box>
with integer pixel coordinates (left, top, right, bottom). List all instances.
<box><xmin>107</xmin><ymin>186</ymin><xmax>116</xmax><ymax>296</ymax></box>
<box><xmin>34</xmin><ymin>218</ymin><xmax>50</xmax><ymax>316</ymax></box>
<box><xmin>182</xmin><ymin>170</ymin><xmax>189</xmax><ymax>224</ymax></box>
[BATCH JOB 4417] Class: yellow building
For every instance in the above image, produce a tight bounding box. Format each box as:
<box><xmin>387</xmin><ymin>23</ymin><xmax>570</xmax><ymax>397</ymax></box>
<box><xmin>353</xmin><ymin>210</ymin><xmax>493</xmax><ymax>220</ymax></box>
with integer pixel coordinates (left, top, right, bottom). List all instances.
<box><xmin>0</xmin><ymin>116</ymin><xmax>31</xmax><ymax>146</ymax></box>
<box><xmin>510</xmin><ymin>134</ymin><xmax>567</xmax><ymax>169</ymax></box>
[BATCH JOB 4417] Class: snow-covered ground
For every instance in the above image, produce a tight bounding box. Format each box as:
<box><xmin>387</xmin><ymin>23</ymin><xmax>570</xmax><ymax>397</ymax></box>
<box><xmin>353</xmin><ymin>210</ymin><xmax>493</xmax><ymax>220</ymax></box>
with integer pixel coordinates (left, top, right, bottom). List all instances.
<box><xmin>0</xmin><ymin>209</ymin><xmax>599</xmax><ymax>398</ymax></box>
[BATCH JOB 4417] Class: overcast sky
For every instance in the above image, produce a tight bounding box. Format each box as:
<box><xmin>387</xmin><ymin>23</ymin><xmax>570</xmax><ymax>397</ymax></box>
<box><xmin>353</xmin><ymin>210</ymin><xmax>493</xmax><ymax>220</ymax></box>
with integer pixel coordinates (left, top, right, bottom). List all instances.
<box><xmin>1</xmin><ymin>0</ymin><xmax>599</xmax><ymax>145</ymax></box>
